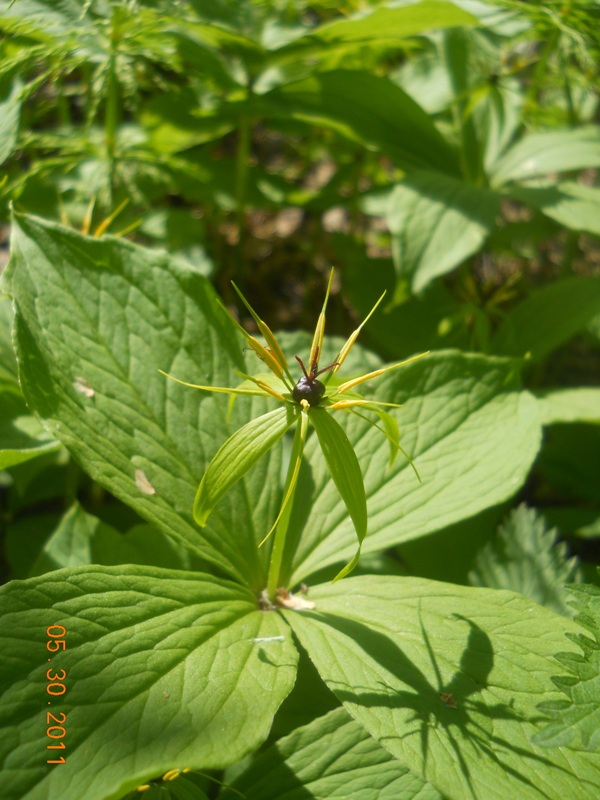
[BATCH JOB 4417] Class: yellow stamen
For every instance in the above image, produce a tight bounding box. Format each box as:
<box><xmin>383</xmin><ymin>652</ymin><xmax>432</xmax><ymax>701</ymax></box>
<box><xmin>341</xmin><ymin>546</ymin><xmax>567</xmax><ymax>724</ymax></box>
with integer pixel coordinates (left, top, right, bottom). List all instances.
<box><xmin>159</xmin><ymin>370</ymin><xmax>270</xmax><ymax>397</ymax></box>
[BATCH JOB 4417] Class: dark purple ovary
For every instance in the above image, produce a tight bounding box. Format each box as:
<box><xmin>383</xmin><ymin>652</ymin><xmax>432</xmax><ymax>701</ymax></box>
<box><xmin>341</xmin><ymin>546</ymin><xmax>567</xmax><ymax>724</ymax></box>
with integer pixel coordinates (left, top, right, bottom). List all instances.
<box><xmin>292</xmin><ymin>376</ymin><xmax>326</xmax><ymax>406</ymax></box>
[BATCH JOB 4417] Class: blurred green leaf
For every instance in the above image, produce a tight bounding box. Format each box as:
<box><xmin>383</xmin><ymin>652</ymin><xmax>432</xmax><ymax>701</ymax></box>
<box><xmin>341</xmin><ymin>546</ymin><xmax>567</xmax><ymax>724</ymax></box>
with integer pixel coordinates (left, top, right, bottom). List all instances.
<box><xmin>262</xmin><ymin>70</ymin><xmax>460</xmax><ymax>174</ymax></box>
<box><xmin>0</xmin><ymin>78</ymin><xmax>21</xmax><ymax>166</ymax></box>
<box><xmin>536</xmin><ymin>389</ymin><xmax>600</xmax><ymax>425</ymax></box>
<box><xmin>491</xmin><ymin>126</ymin><xmax>600</xmax><ymax>185</ymax></box>
<box><xmin>509</xmin><ymin>181</ymin><xmax>600</xmax><ymax>236</ymax></box>
<box><xmin>385</xmin><ymin>171</ymin><xmax>500</xmax><ymax>293</ymax></box>
<box><xmin>492</xmin><ymin>277</ymin><xmax>600</xmax><ymax>361</ymax></box>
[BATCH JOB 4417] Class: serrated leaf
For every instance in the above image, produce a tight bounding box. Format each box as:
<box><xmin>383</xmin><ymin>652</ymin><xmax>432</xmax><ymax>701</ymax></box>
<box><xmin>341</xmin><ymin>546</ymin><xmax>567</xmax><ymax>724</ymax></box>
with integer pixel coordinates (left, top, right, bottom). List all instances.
<box><xmin>534</xmin><ymin>580</ymin><xmax>600</xmax><ymax>751</ymax></box>
<box><xmin>279</xmin><ymin>348</ymin><xmax>541</xmax><ymax>585</ymax></box>
<box><xmin>222</xmin><ymin>707</ymin><xmax>442</xmax><ymax>800</ymax></box>
<box><xmin>469</xmin><ymin>504</ymin><xmax>580</xmax><ymax>616</ymax></box>
<box><xmin>492</xmin><ymin>277</ymin><xmax>600</xmax><ymax>361</ymax></box>
<box><xmin>194</xmin><ymin>405</ymin><xmax>296</xmax><ymax>527</ymax></box>
<box><xmin>284</xmin><ymin>576</ymin><xmax>600</xmax><ymax>800</ymax></box>
<box><xmin>5</xmin><ymin>212</ymin><xmax>283</xmax><ymax>590</ymax></box>
<box><xmin>0</xmin><ymin>565</ymin><xmax>298</xmax><ymax>800</ymax></box>
<box><xmin>309</xmin><ymin>408</ymin><xmax>367</xmax><ymax>581</ymax></box>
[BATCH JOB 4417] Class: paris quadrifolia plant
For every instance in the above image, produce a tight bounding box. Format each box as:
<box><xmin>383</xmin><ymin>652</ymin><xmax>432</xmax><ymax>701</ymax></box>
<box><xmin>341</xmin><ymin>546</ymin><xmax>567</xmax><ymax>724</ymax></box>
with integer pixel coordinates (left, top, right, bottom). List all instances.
<box><xmin>161</xmin><ymin>269</ymin><xmax>427</xmax><ymax>600</ymax></box>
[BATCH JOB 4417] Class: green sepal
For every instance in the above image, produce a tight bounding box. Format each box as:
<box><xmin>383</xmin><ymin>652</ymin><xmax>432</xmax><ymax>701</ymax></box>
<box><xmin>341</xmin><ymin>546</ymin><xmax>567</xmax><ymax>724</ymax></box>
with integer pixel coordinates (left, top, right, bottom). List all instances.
<box><xmin>309</xmin><ymin>408</ymin><xmax>367</xmax><ymax>581</ymax></box>
<box><xmin>194</xmin><ymin>405</ymin><xmax>297</xmax><ymax>527</ymax></box>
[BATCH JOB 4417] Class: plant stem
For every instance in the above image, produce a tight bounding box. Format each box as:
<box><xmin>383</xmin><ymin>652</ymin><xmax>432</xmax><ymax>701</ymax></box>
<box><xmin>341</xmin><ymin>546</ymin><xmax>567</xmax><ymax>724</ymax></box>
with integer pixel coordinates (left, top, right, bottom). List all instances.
<box><xmin>104</xmin><ymin>9</ymin><xmax>120</xmax><ymax>207</ymax></box>
<box><xmin>266</xmin><ymin>415</ymin><xmax>306</xmax><ymax>599</ymax></box>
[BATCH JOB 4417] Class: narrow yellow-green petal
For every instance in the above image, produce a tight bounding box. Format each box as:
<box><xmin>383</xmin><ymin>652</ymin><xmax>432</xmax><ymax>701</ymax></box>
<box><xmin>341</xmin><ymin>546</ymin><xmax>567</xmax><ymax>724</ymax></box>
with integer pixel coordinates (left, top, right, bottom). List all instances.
<box><xmin>231</xmin><ymin>281</ymin><xmax>293</xmax><ymax>385</ymax></box>
<box><xmin>309</xmin><ymin>267</ymin><xmax>335</xmax><ymax>368</ymax></box>
<box><xmin>330</xmin><ymin>290</ymin><xmax>386</xmax><ymax>377</ymax></box>
<box><xmin>159</xmin><ymin>370</ymin><xmax>270</xmax><ymax>398</ymax></box>
<box><xmin>336</xmin><ymin>351</ymin><xmax>429</xmax><ymax>394</ymax></box>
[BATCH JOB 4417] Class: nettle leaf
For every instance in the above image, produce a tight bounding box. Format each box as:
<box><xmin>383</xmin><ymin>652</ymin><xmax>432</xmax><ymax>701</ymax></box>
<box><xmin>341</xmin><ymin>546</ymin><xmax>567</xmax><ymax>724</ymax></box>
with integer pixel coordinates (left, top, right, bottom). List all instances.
<box><xmin>490</xmin><ymin>126</ymin><xmax>600</xmax><ymax>185</ymax></box>
<box><xmin>492</xmin><ymin>277</ymin><xmax>600</xmax><ymax>361</ymax></box>
<box><xmin>279</xmin><ymin>348</ymin><xmax>541</xmax><ymax>585</ymax></box>
<box><xmin>0</xmin><ymin>565</ymin><xmax>298</xmax><ymax>800</ymax></box>
<box><xmin>4</xmin><ymin>212</ymin><xmax>283</xmax><ymax>590</ymax></box>
<box><xmin>222</xmin><ymin>707</ymin><xmax>442</xmax><ymax>800</ymax></box>
<box><xmin>284</xmin><ymin>576</ymin><xmax>600</xmax><ymax>800</ymax></box>
<box><xmin>534</xmin><ymin>580</ymin><xmax>600</xmax><ymax>751</ymax></box>
<box><xmin>468</xmin><ymin>504</ymin><xmax>580</xmax><ymax>617</ymax></box>
<box><xmin>385</xmin><ymin>171</ymin><xmax>500</xmax><ymax>294</ymax></box>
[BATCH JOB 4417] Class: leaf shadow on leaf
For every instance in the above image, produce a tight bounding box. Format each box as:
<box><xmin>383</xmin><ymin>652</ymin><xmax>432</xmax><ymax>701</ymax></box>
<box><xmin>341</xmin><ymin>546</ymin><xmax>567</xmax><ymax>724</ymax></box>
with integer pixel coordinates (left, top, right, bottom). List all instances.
<box><xmin>307</xmin><ymin>610</ymin><xmax>574</xmax><ymax>795</ymax></box>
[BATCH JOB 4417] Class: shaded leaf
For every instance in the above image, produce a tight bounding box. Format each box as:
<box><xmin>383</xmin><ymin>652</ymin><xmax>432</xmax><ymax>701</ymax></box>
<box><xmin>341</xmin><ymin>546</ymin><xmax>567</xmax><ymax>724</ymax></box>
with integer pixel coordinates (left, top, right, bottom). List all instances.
<box><xmin>285</xmin><ymin>576</ymin><xmax>600</xmax><ymax>800</ymax></box>
<box><xmin>222</xmin><ymin>707</ymin><xmax>442</xmax><ymax>800</ymax></box>
<box><xmin>492</xmin><ymin>277</ymin><xmax>600</xmax><ymax>361</ymax></box>
<box><xmin>491</xmin><ymin>126</ymin><xmax>600</xmax><ymax>185</ymax></box>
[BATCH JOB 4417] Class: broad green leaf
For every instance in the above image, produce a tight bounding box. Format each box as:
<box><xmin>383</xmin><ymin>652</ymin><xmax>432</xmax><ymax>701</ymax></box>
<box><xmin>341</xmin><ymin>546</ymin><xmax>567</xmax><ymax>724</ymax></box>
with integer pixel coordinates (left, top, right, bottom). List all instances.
<box><xmin>0</xmin><ymin>565</ymin><xmax>298</xmax><ymax>800</ymax></box>
<box><xmin>0</xmin><ymin>389</ymin><xmax>60</xmax><ymax>468</ymax></box>
<box><xmin>385</xmin><ymin>171</ymin><xmax>499</xmax><ymax>293</ymax></box>
<box><xmin>508</xmin><ymin>181</ymin><xmax>600</xmax><ymax>236</ymax></box>
<box><xmin>222</xmin><ymin>707</ymin><xmax>442</xmax><ymax>800</ymax></box>
<box><xmin>309</xmin><ymin>408</ymin><xmax>367</xmax><ymax>581</ymax></box>
<box><xmin>0</xmin><ymin>78</ymin><xmax>21</xmax><ymax>166</ymax></box>
<box><xmin>492</xmin><ymin>277</ymin><xmax>600</xmax><ymax>361</ymax></box>
<box><xmin>262</xmin><ymin>71</ymin><xmax>460</xmax><ymax>175</ymax></box>
<box><xmin>536</xmin><ymin>388</ymin><xmax>600</xmax><ymax>425</ymax></box>
<box><xmin>285</xmin><ymin>576</ymin><xmax>600</xmax><ymax>800</ymax></box>
<box><xmin>468</xmin><ymin>504</ymin><xmax>580</xmax><ymax>617</ymax></box>
<box><xmin>4</xmin><ymin>213</ymin><xmax>284</xmax><ymax>590</ymax></box>
<box><xmin>194</xmin><ymin>405</ymin><xmax>297</xmax><ymax>527</ymax></box>
<box><xmin>272</xmin><ymin>2</ymin><xmax>477</xmax><ymax>62</ymax></box>
<box><xmin>534</xmin><ymin>580</ymin><xmax>600</xmax><ymax>751</ymax></box>
<box><xmin>279</xmin><ymin>349</ymin><xmax>541</xmax><ymax>585</ymax></box>
<box><xmin>491</xmin><ymin>126</ymin><xmax>600</xmax><ymax>185</ymax></box>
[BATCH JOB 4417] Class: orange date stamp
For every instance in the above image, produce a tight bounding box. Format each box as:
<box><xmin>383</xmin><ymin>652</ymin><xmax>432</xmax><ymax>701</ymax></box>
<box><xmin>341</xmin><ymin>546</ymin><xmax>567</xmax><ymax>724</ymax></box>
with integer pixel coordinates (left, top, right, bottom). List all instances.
<box><xmin>45</xmin><ymin>625</ymin><xmax>67</xmax><ymax>765</ymax></box>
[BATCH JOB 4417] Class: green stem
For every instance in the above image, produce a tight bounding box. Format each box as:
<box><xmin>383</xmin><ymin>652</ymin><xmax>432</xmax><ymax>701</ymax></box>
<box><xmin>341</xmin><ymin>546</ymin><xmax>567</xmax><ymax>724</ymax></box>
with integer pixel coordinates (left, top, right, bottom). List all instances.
<box><xmin>267</xmin><ymin>413</ymin><xmax>307</xmax><ymax>599</ymax></box>
<box><xmin>234</xmin><ymin>102</ymin><xmax>252</xmax><ymax>279</ymax></box>
<box><xmin>104</xmin><ymin>11</ymin><xmax>120</xmax><ymax>207</ymax></box>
